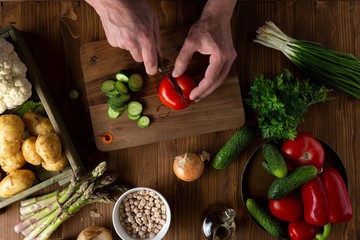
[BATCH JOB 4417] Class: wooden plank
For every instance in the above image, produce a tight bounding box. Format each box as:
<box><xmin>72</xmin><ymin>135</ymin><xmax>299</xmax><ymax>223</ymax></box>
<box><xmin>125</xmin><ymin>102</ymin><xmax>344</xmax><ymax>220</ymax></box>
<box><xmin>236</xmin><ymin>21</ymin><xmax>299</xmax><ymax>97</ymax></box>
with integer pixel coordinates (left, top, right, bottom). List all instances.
<box><xmin>80</xmin><ymin>27</ymin><xmax>245</xmax><ymax>151</ymax></box>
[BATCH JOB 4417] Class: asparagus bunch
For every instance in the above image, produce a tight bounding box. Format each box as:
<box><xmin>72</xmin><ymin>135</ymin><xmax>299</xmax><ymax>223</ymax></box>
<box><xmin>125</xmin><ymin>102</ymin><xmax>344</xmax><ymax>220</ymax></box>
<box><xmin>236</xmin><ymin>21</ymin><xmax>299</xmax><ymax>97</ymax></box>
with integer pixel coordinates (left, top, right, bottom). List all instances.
<box><xmin>14</xmin><ymin>161</ymin><xmax>128</xmax><ymax>240</ymax></box>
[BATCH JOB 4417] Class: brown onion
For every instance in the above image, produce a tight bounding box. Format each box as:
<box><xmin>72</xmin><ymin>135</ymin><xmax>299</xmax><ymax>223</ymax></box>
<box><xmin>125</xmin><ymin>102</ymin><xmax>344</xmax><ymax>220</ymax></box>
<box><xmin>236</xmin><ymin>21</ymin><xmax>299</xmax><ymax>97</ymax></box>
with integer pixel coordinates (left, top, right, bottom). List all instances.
<box><xmin>77</xmin><ymin>226</ymin><xmax>113</xmax><ymax>240</ymax></box>
<box><xmin>173</xmin><ymin>151</ymin><xmax>210</xmax><ymax>182</ymax></box>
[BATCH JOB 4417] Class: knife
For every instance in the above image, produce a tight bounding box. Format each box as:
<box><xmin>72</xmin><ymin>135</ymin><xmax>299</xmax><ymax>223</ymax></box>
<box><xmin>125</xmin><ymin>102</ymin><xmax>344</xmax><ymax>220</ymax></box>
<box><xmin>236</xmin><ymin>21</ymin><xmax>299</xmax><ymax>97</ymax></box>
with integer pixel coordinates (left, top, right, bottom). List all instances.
<box><xmin>158</xmin><ymin>59</ymin><xmax>189</xmax><ymax>106</ymax></box>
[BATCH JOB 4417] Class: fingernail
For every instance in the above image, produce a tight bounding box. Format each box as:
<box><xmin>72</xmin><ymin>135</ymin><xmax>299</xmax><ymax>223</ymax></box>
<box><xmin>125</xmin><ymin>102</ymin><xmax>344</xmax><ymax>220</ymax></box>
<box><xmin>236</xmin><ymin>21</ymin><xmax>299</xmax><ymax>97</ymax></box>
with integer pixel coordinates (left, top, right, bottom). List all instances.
<box><xmin>172</xmin><ymin>67</ymin><xmax>180</xmax><ymax>77</ymax></box>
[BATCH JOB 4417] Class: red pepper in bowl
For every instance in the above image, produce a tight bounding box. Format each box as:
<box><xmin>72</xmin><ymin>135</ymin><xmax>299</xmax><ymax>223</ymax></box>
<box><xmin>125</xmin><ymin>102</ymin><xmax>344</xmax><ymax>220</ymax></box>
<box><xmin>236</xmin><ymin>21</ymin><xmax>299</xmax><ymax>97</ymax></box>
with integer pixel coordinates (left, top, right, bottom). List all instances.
<box><xmin>321</xmin><ymin>168</ymin><xmax>353</xmax><ymax>223</ymax></box>
<box><xmin>281</xmin><ymin>133</ymin><xmax>324</xmax><ymax>169</ymax></box>
<box><xmin>301</xmin><ymin>176</ymin><xmax>329</xmax><ymax>226</ymax></box>
<box><xmin>288</xmin><ymin>219</ymin><xmax>319</xmax><ymax>240</ymax></box>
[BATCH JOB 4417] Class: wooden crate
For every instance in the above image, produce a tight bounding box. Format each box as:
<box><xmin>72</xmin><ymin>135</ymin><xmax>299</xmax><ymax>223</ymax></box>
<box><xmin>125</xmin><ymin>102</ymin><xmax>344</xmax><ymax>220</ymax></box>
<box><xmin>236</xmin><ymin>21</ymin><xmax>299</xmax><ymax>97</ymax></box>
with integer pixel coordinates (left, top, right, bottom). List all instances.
<box><xmin>0</xmin><ymin>25</ymin><xmax>84</xmax><ymax>210</ymax></box>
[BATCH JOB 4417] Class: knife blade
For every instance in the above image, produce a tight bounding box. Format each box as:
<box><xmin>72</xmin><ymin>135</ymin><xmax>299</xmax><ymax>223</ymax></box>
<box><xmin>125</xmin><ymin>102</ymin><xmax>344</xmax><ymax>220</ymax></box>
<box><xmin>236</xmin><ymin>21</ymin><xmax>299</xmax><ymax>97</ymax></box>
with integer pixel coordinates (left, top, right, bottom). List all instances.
<box><xmin>158</xmin><ymin>59</ymin><xmax>189</xmax><ymax>106</ymax></box>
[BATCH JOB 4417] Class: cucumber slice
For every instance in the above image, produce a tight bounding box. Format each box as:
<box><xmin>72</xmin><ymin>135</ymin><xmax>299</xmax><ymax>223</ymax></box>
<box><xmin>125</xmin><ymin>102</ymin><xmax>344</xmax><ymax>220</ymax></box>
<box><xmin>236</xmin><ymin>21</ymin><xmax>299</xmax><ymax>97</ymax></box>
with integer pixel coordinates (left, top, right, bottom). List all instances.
<box><xmin>110</xmin><ymin>105</ymin><xmax>125</xmax><ymax>113</ymax></box>
<box><xmin>107</xmin><ymin>106</ymin><xmax>121</xmax><ymax>119</ymax></box>
<box><xmin>101</xmin><ymin>80</ymin><xmax>116</xmax><ymax>92</ymax></box>
<box><xmin>115</xmin><ymin>81</ymin><xmax>129</xmax><ymax>94</ymax></box>
<box><xmin>116</xmin><ymin>70</ymin><xmax>129</xmax><ymax>83</ymax></box>
<box><xmin>117</xmin><ymin>94</ymin><xmax>131</xmax><ymax>101</ymax></box>
<box><xmin>128</xmin><ymin>113</ymin><xmax>140</xmax><ymax>121</ymax></box>
<box><xmin>137</xmin><ymin>116</ymin><xmax>150</xmax><ymax>128</ymax></box>
<box><xmin>106</xmin><ymin>89</ymin><xmax>120</xmax><ymax>98</ymax></box>
<box><xmin>108</xmin><ymin>99</ymin><xmax>125</xmax><ymax>108</ymax></box>
<box><xmin>127</xmin><ymin>101</ymin><xmax>143</xmax><ymax>116</ymax></box>
<box><xmin>69</xmin><ymin>89</ymin><xmax>79</xmax><ymax>99</ymax></box>
<box><xmin>128</xmin><ymin>73</ymin><xmax>143</xmax><ymax>92</ymax></box>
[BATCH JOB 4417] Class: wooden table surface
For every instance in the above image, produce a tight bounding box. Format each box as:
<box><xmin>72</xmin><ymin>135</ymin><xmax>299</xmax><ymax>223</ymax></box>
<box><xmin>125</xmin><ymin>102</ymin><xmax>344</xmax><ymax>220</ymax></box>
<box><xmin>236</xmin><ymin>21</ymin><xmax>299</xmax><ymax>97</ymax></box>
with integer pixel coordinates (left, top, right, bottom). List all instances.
<box><xmin>0</xmin><ymin>1</ymin><xmax>359</xmax><ymax>239</ymax></box>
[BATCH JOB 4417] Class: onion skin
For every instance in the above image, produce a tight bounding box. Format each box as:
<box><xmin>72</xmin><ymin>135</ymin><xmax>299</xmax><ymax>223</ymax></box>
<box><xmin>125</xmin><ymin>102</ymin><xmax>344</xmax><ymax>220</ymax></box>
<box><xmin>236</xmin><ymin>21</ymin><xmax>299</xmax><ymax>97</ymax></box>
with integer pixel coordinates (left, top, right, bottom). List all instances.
<box><xmin>173</xmin><ymin>152</ymin><xmax>205</xmax><ymax>182</ymax></box>
<box><xmin>77</xmin><ymin>226</ymin><xmax>113</xmax><ymax>240</ymax></box>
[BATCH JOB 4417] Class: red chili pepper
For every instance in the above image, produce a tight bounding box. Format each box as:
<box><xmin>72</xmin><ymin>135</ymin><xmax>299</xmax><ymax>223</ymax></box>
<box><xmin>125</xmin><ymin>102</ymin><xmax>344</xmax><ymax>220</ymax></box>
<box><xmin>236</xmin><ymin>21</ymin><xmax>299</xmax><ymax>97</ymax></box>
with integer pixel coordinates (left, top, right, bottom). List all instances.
<box><xmin>288</xmin><ymin>219</ymin><xmax>319</xmax><ymax>240</ymax></box>
<box><xmin>321</xmin><ymin>168</ymin><xmax>353</xmax><ymax>223</ymax></box>
<box><xmin>281</xmin><ymin>133</ymin><xmax>324</xmax><ymax>169</ymax></box>
<box><xmin>301</xmin><ymin>176</ymin><xmax>329</xmax><ymax>226</ymax></box>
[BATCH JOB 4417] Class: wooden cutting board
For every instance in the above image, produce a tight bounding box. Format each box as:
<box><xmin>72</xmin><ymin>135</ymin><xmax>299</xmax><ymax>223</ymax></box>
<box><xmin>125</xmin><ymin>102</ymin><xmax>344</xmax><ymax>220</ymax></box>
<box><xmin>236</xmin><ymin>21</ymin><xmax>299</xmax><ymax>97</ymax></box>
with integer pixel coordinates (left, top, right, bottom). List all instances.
<box><xmin>80</xmin><ymin>27</ymin><xmax>245</xmax><ymax>151</ymax></box>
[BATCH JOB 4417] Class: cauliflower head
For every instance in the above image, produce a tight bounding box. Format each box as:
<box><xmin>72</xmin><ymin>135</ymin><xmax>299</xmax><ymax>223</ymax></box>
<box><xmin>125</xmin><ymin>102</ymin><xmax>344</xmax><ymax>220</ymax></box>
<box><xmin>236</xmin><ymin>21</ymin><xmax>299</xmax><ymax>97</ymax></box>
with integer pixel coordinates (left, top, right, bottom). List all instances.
<box><xmin>0</xmin><ymin>38</ymin><xmax>32</xmax><ymax>114</ymax></box>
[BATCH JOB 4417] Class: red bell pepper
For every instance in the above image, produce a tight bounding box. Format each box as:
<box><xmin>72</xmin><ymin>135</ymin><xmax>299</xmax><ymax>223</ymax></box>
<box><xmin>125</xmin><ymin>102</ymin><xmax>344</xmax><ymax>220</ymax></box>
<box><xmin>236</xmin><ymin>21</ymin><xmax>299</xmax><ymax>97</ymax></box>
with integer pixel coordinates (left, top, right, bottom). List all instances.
<box><xmin>301</xmin><ymin>176</ymin><xmax>329</xmax><ymax>226</ymax></box>
<box><xmin>288</xmin><ymin>219</ymin><xmax>319</xmax><ymax>240</ymax></box>
<box><xmin>281</xmin><ymin>133</ymin><xmax>324</xmax><ymax>169</ymax></box>
<box><xmin>321</xmin><ymin>168</ymin><xmax>353</xmax><ymax>223</ymax></box>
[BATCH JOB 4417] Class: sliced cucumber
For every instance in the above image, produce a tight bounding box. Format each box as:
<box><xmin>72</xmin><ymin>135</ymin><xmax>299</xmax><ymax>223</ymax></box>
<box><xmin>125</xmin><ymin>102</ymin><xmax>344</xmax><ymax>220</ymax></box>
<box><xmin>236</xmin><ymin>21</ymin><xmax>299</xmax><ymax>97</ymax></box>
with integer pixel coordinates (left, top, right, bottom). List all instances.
<box><xmin>115</xmin><ymin>81</ymin><xmax>129</xmax><ymax>94</ymax></box>
<box><xmin>116</xmin><ymin>70</ymin><xmax>129</xmax><ymax>83</ymax></box>
<box><xmin>117</xmin><ymin>94</ymin><xmax>131</xmax><ymax>101</ymax></box>
<box><xmin>137</xmin><ymin>116</ymin><xmax>150</xmax><ymax>128</ymax></box>
<box><xmin>127</xmin><ymin>101</ymin><xmax>143</xmax><ymax>116</ymax></box>
<box><xmin>101</xmin><ymin>80</ymin><xmax>116</xmax><ymax>92</ymax></box>
<box><xmin>69</xmin><ymin>89</ymin><xmax>79</xmax><ymax>99</ymax></box>
<box><xmin>128</xmin><ymin>73</ymin><xmax>143</xmax><ymax>92</ymax></box>
<box><xmin>110</xmin><ymin>105</ymin><xmax>125</xmax><ymax>113</ymax></box>
<box><xmin>106</xmin><ymin>89</ymin><xmax>120</xmax><ymax>98</ymax></box>
<box><xmin>108</xmin><ymin>98</ymin><xmax>125</xmax><ymax>108</ymax></box>
<box><xmin>128</xmin><ymin>113</ymin><xmax>140</xmax><ymax>121</ymax></box>
<box><xmin>107</xmin><ymin>106</ymin><xmax>121</xmax><ymax>119</ymax></box>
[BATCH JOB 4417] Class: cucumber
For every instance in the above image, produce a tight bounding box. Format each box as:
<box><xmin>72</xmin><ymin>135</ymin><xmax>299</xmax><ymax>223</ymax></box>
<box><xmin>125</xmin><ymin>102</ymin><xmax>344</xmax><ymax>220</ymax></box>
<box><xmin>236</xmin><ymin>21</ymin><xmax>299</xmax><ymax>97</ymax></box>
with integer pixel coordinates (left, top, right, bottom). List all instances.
<box><xmin>110</xmin><ymin>105</ymin><xmax>125</xmax><ymax>114</ymax></box>
<box><xmin>246</xmin><ymin>198</ymin><xmax>284</xmax><ymax>238</ymax></box>
<box><xmin>107</xmin><ymin>106</ymin><xmax>121</xmax><ymax>119</ymax></box>
<box><xmin>262</xmin><ymin>161</ymin><xmax>275</xmax><ymax>176</ymax></box>
<box><xmin>101</xmin><ymin>80</ymin><xmax>116</xmax><ymax>92</ymax></box>
<box><xmin>115</xmin><ymin>81</ymin><xmax>129</xmax><ymax>94</ymax></box>
<box><xmin>128</xmin><ymin>113</ymin><xmax>140</xmax><ymax>121</ymax></box>
<box><xmin>268</xmin><ymin>165</ymin><xmax>318</xmax><ymax>200</ymax></box>
<box><xmin>108</xmin><ymin>98</ymin><xmax>125</xmax><ymax>108</ymax></box>
<box><xmin>116</xmin><ymin>70</ymin><xmax>129</xmax><ymax>83</ymax></box>
<box><xmin>137</xmin><ymin>116</ymin><xmax>150</xmax><ymax>128</ymax></box>
<box><xmin>212</xmin><ymin>126</ymin><xmax>256</xmax><ymax>169</ymax></box>
<box><xmin>106</xmin><ymin>89</ymin><xmax>120</xmax><ymax>98</ymax></box>
<box><xmin>128</xmin><ymin>73</ymin><xmax>143</xmax><ymax>92</ymax></box>
<box><xmin>127</xmin><ymin>101</ymin><xmax>143</xmax><ymax>117</ymax></box>
<box><xmin>117</xmin><ymin>94</ymin><xmax>131</xmax><ymax>101</ymax></box>
<box><xmin>262</xmin><ymin>143</ymin><xmax>288</xmax><ymax>178</ymax></box>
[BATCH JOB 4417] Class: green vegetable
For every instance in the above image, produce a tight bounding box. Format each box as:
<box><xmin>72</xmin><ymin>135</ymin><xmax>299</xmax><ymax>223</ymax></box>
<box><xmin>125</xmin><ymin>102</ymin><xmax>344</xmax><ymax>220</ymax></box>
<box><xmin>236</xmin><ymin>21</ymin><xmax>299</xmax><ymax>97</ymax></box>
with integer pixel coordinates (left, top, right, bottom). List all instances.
<box><xmin>262</xmin><ymin>143</ymin><xmax>288</xmax><ymax>178</ymax></box>
<box><xmin>212</xmin><ymin>126</ymin><xmax>255</xmax><ymax>169</ymax></box>
<box><xmin>268</xmin><ymin>165</ymin><xmax>318</xmax><ymax>200</ymax></box>
<box><xmin>128</xmin><ymin>73</ymin><xmax>144</xmax><ymax>92</ymax></box>
<box><xmin>116</xmin><ymin>70</ymin><xmax>129</xmax><ymax>83</ymax></box>
<box><xmin>127</xmin><ymin>101</ymin><xmax>143</xmax><ymax>117</ymax></box>
<box><xmin>316</xmin><ymin>223</ymin><xmax>331</xmax><ymax>240</ymax></box>
<box><xmin>262</xmin><ymin>161</ymin><xmax>275</xmax><ymax>176</ymax></box>
<box><xmin>128</xmin><ymin>113</ymin><xmax>140</xmax><ymax>121</ymax></box>
<box><xmin>246</xmin><ymin>198</ymin><xmax>284</xmax><ymax>238</ymax></box>
<box><xmin>107</xmin><ymin>106</ymin><xmax>121</xmax><ymax>119</ymax></box>
<box><xmin>246</xmin><ymin>69</ymin><xmax>331</xmax><ymax>141</ymax></box>
<box><xmin>115</xmin><ymin>81</ymin><xmax>129</xmax><ymax>95</ymax></box>
<box><xmin>10</xmin><ymin>100</ymin><xmax>45</xmax><ymax>117</ymax></box>
<box><xmin>68</xmin><ymin>89</ymin><xmax>79</xmax><ymax>100</ymax></box>
<box><xmin>100</xmin><ymin>80</ymin><xmax>116</xmax><ymax>92</ymax></box>
<box><xmin>137</xmin><ymin>116</ymin><xmax>150</xmax><ymax>128</ymax></box>
<box><xmin>255</xmin><ymin>21</ymin><xmax>360</xmax><ymax>99</ymax></box>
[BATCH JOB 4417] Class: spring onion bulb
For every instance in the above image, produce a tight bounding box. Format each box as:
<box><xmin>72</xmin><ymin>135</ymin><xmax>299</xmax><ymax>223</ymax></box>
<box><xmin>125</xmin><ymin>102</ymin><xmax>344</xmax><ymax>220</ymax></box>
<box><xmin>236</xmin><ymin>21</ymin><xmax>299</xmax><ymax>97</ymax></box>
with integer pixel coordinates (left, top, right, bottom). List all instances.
<box><xmin>254</xmin><ymin>21</ymin><xmax>360</xmax><ymax>98</ymax></box>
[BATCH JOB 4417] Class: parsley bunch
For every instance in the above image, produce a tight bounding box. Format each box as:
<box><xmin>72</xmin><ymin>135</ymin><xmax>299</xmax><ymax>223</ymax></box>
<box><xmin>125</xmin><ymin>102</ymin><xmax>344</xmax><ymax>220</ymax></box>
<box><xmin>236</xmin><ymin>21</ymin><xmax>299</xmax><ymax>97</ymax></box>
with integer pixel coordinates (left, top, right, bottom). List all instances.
<box><xmin>246</xmin><ymin>69</ymin><xmax>332</xmax><ymax>141</ymax></box>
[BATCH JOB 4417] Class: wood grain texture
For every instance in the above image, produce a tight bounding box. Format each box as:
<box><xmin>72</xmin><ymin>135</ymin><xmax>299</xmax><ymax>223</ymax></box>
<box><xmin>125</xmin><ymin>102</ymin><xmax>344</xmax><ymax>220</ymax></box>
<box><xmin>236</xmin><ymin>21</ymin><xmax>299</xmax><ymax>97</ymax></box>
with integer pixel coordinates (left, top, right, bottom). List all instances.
<box><xmin>80</xmin><ymin>27</ymin><xmax>245</xmax><ymax>151</ymax></box>
<box><xmin>0</xmin><ymin>1</ymin><xmax>359</xmax><ymax>240</ymax></box>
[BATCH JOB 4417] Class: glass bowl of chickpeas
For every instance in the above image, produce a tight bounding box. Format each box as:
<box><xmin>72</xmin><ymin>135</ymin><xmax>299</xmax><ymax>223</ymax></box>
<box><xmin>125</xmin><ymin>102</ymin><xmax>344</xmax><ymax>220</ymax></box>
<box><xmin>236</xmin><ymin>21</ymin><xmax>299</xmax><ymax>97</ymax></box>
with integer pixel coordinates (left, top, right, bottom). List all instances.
<box><xmin>112</xmin><ymin>187</ymin><xmax>171</xmax><ymax>240</ymax></box>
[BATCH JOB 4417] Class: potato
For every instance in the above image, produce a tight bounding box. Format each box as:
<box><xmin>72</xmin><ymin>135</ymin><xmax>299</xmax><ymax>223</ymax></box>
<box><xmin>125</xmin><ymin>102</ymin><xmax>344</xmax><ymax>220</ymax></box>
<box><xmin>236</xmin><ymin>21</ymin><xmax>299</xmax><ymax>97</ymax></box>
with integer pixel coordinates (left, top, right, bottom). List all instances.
<box><xmin>42</xmin><ymin>152</ymin><xmax>69</xmax><ymax>171</ymax></box>
<box><xmin>0</xmin><ymin>114</ymin><xmax>25</xmax><ymax>158</ymax></box>
<box><xmin>35</xmin><ymin>133</ymin><xmax>62</xmax><ymax>164</ymax></box>
<box><xmin>0</xmin><ymin>150</ymin><xmax>26</xmax><ymax>173</ymax></box>
<box><xmin>22</xmin><ymin>136</ymin><xmax>43</xmax><ymax>166</ymax></box>
<box><xmin>0</xmin><ymin>169</ymin><xmax>36</xmax><ymax>198</ymax></box>
<box><xmin>23</xmin><ymin>112</ymin><xmax>54</xmax><ymax>137</ymax></box>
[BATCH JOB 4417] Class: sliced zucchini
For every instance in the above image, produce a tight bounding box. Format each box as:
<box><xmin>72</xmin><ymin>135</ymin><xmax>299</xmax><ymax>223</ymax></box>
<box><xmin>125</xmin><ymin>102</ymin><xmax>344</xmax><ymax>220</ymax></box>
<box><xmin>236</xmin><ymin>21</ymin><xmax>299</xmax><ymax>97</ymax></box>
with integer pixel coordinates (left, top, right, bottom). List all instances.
<box><xmin>137</xmin><ymin>116</ymin><xmax>150</xmax><ymax>128</ymax></box>
<box><xmin>115</xmin><ymin>81</ymin><xmax>129</xmax><ymax>94</ymax></box>
<box><xmin>110</xmin><ymin>105</ymin><xmax>125</xmax><ymax>113</ymax></box>
<box><xmin>108</xmin><ymin>98</ymin><xmax>125</xmax><ymax>108</ymax></box>
<box><xmin>117</xmin><ymin>94</ymin><xmax>131</xmax><ymax>101</ymax></box>
<box><xmin>116</xmin><ymin>70</ymin><xmax>129</xmax><ymax>83</ymax></box>
<box><xmin>128</xmin><ymin>73</ymin><xmax>143</xmax><ymax>92</ymax></box>
<box><xmin>101</xmin><ymin>80</ymin><xmax>116</xmax><ymax>92</ymax></box>
<box><xmin>128</xmin><ymin>113</ymin><xmax>141</xmax><ymax>121</ymax></box>
<box><xmin>107</xmin><ymin>106</ymin><xmax>121</xmax><ymax>119</ymax></box>
<box><xmin>127</xmin><ymin>101</ymin><xmax>143</xmax><ymax>117</ymax></box>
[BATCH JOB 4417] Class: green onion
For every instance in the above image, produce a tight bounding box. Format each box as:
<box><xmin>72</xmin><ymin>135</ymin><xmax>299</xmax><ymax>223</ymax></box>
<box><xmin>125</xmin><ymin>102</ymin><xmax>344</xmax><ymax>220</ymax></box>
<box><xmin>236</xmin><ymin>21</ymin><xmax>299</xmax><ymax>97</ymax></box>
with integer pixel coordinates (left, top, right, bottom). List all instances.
<box><xmin>254</xmin><ymin>21</ymin><xmax>360</xmax><ymax>98</ymax></box>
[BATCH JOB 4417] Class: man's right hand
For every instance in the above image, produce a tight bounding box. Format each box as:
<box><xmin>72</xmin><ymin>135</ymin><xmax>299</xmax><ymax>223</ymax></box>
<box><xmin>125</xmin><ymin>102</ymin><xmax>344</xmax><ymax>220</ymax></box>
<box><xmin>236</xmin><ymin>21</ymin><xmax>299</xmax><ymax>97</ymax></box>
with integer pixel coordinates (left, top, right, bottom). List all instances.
<box><xmin>87</xmin><ymin>0</ymin><xmax>162</xmax><ymax>75</ymax></box>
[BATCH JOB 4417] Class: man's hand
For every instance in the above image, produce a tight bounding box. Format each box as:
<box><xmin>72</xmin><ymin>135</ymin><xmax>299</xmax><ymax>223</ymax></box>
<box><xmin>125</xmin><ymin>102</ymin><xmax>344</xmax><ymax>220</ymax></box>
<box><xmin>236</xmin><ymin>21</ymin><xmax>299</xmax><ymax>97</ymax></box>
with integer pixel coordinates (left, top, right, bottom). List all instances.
<box><xmin>86</xmin><ymin>0</ymin><xmax>162</xmax><ymax>75</ymax></box>
<box><xmin>172</xmin><ymin>0</ymin><xmax>237</xmax><ymax>102</ymax></box>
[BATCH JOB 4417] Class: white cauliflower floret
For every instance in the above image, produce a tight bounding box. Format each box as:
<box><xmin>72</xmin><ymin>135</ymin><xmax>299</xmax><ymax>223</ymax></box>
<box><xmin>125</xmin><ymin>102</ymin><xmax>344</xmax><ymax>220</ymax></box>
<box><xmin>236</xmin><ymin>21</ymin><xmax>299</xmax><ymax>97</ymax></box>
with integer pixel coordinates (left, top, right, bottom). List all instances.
<box><xmin>0</xmin><ymin>38</ymin><xmax>32</xmax><ymax>113</ymax></box>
